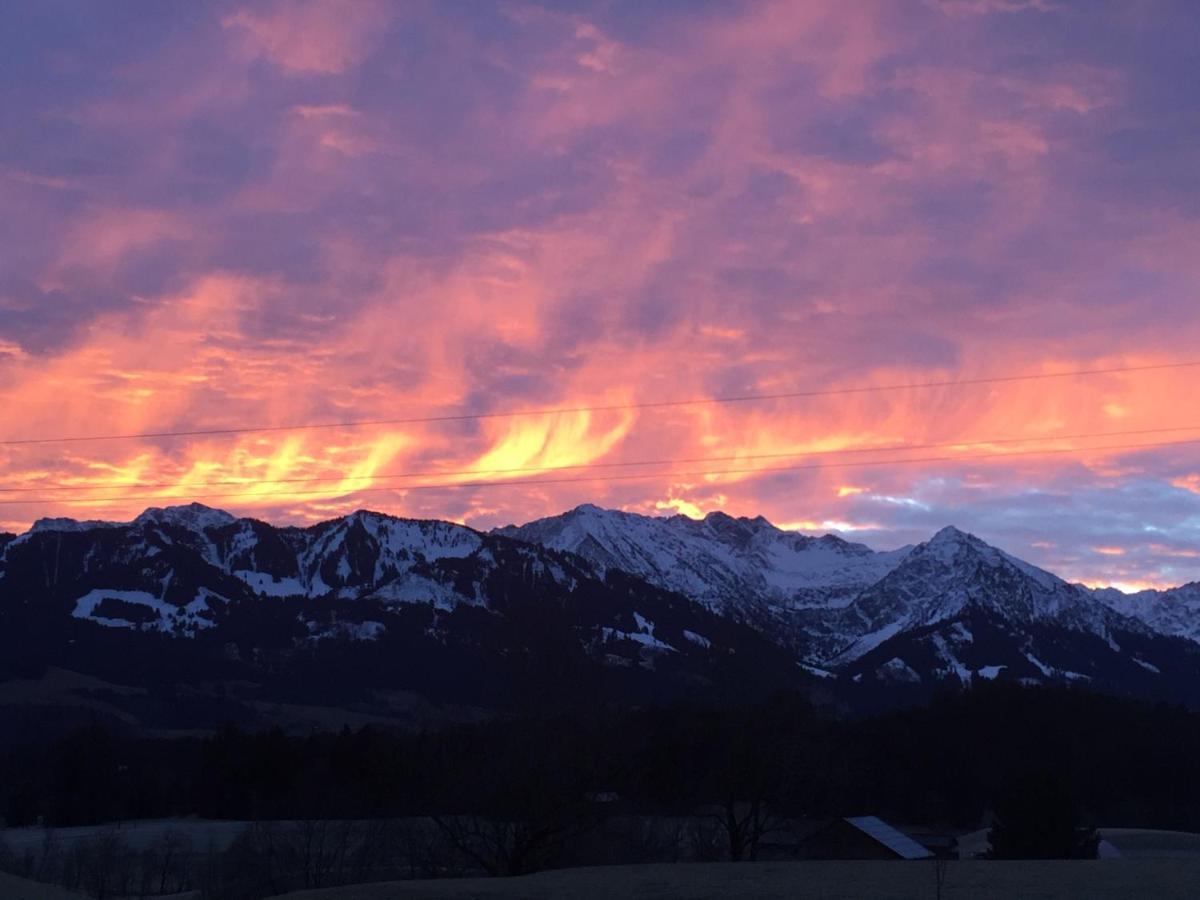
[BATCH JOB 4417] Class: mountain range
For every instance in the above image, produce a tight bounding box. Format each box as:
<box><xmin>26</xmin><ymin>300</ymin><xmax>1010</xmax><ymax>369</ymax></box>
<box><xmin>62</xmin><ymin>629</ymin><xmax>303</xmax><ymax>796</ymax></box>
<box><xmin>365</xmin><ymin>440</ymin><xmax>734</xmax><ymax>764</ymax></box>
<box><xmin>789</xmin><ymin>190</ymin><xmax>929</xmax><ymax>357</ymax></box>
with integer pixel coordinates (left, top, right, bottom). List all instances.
<box><xmin>2</xmin><ymin>502</ymin><xmax>1199</xmax><ymax>732</ymax></box>
<box><xmin>502</xmin><ymin>505</ymin><xmax>1200</xmax><ymax>693</ymax></box>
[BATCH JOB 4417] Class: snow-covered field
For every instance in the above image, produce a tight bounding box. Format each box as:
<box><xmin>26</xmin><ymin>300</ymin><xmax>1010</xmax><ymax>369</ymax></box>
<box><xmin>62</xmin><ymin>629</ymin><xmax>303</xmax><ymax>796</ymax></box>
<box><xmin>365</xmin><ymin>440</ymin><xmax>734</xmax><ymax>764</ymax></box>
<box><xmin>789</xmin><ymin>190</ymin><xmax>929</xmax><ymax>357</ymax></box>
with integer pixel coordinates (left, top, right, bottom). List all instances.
<box><xmin>0</xmin><ymin>818</ymin><xmax>248</xmax><ymax>855</ymax></box>
<box><xmin>0</xmin><ymin>870</ymin><xmax>88</xmax><ymax>899</ymax></box>
<box><xmin>269</xmin><ymin>859</ymin><xmax>1200</xmax><ymax>899</ymax></box>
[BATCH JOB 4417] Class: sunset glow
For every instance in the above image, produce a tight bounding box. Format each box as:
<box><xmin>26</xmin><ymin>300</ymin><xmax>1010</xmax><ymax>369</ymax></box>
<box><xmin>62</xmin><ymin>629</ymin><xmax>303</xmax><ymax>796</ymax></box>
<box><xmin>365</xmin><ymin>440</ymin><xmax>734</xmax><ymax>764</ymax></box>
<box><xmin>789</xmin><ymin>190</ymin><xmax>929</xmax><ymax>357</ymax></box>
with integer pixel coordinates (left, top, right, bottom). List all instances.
<box><xmin>3</xmin><ymin>1</ymin><xmax>1199</xmax><ymax>589</ymax></box>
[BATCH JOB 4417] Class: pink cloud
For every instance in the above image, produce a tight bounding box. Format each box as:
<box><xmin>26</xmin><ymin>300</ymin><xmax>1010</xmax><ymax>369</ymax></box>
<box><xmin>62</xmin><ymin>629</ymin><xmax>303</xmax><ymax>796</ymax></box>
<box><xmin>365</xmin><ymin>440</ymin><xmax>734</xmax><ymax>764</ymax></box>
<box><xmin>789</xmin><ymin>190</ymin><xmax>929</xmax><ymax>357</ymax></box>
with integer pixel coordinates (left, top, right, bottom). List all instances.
<box><xmin>2</xmin><ymin>1</ymin><xmax>1199</xmax><ymax>590</ymax></box>
<box><xmin>223</xmin><ymin>0</ymin><xmax>390</xmax><ymax>74</ymax></box>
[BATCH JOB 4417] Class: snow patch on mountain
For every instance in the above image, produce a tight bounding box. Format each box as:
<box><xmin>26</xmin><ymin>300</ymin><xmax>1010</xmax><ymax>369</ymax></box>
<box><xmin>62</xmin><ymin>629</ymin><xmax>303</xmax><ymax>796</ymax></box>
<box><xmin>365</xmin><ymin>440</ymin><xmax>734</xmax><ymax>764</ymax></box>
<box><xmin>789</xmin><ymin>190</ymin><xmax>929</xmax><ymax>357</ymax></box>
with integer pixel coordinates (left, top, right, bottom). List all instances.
<box><xmin>235</xmin><ymin>571</ymin><xmax>307</xmax><ymax>598</ymax></box>
<box><xmin>683</xmin><ymin>629</ymin><xmax>712</xmax><ymax>648</ymax></box>
<box><xmin>370</xmin><ymin>574</ymin><xmax>480</xmax><ymax>611</ymax></box>
<box><xmin>307</xmin><ymin>619</ymin><xmax>387</xmax><ymax>642</ymax></box>
<box><xmin>497</xmin><ymin>505</ymin><xmax>910</xmax><ymax>621</ymax></box>
<box><xmin>825</xmin><ymin>525</ymin><xmax>1138</xmax><ymax>665</ymax></box>
<box><xmin>878</xmin><ymin>657</ymin><xmax>922</xmax><ymax>683</ymax></box>
<box><xmin>12</xmin><ymin>503</ymin><xmax>1200</xmax><ymax>698</ymax></box>
<box><xmin>11</xmin><ymin>505</ymin><xmax>508</xmax><ymax>622</ymax></box>
<box><xmin>136</xmin><ymin>503</ymin><xmax>237</xmax><ymax>532</ymax></box>
<box><xmin>72</xmin><ymin>587</ymin><xmax>223</xmax><ymax>634</ymax></box>
<box><xmin>1092</xmin><ymin>583</ymin><xmax>1200</xmax><ymax>644</ymax></box>
<box><xmin>31</xmin><ymin>517</ymin><xmax>122</xmax><ymax>534</ymax></box>
<box><xmin>600</xmin><ymin>626</ymin><xmax>677</xmax><ymax>652</ymax></box>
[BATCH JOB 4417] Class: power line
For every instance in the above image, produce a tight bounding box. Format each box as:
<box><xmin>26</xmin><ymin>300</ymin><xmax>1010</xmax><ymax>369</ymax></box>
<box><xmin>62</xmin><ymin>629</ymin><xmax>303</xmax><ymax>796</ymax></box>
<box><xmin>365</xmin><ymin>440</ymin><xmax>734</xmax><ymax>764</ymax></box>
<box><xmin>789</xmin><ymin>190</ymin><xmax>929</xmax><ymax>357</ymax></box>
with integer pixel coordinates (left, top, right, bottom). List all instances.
<box><xmin>2</xmin><ymin>359</ymin><xmax>1197</xmax><ymax>446</ymax></box>
<box><xmin>3</xmin><ymin>434</ymin><xmax>1196</xmax><ymax>507</ymax></box>
<box><xmin>4</xmin><ymin>422</ymin><xmax>1200</xmax><ymax>496</ymax></box>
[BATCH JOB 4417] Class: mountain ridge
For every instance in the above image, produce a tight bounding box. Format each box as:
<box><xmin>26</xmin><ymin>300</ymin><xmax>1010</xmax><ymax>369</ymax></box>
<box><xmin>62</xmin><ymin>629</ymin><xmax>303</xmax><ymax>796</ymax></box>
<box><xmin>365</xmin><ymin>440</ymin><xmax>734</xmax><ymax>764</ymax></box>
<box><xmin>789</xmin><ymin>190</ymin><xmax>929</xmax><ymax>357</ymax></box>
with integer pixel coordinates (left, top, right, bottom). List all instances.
<box><xmin>3</xmin><ymin>502</ymin><xmax>1200</xmax><ymax>723</ymax></box>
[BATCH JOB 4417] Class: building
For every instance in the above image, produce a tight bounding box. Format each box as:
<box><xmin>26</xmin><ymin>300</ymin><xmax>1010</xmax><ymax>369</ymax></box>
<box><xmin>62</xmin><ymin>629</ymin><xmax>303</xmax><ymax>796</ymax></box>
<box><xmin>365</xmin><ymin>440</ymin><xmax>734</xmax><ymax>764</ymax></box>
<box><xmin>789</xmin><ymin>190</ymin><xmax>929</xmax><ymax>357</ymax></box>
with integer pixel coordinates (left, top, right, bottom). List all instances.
<box><xmin>797</xmin><ymin>816</ymin><xmax>935</xmax><ymax>860</ymax></box>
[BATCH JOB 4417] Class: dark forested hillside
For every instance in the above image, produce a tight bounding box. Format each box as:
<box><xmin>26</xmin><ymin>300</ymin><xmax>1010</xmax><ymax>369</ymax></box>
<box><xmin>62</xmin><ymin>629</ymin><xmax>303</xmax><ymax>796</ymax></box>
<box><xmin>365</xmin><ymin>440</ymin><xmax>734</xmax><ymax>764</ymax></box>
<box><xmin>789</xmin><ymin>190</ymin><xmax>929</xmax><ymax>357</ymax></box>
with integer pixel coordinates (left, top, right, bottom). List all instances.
<box><xmin>5</xmin><ymin>683</ymin><xmax>1200</xmax><ymax>834</ymax></box>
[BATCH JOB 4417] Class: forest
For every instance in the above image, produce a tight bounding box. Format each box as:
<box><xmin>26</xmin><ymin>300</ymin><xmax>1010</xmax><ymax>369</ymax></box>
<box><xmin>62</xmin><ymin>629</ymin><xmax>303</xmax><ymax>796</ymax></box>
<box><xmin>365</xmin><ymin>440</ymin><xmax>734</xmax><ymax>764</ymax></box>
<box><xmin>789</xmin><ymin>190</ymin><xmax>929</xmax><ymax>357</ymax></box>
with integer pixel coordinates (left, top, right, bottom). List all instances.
<box><xmin>1</xmin><ymin>681</ymin><xmax>1198</xmax><ymax>896</ymax></box>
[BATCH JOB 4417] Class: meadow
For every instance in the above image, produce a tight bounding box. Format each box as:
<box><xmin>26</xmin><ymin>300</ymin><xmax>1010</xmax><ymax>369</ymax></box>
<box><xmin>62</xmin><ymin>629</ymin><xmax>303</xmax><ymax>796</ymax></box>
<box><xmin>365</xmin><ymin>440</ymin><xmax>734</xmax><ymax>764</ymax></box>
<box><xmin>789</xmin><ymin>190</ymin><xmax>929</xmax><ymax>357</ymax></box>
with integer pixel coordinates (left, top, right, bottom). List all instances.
<box><xmin>272</xmin><ymin>859</ymin><xmax>1200</xmax><ymax>900</ymax></box>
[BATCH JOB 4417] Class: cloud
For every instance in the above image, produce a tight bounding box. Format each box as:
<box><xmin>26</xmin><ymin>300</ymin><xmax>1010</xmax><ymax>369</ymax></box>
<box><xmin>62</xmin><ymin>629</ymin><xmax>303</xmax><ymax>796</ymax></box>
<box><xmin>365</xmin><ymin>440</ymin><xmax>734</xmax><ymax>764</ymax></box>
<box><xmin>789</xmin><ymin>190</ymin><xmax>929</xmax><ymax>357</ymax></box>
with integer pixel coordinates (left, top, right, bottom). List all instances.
<box><xmin>222</xmin><ymin>0</ymin><xmax>390</xmax><ymax>74</ymax></box>
<box><xmin>0</xmin><ymin>1</ymin><xmax>1198</xmax><ymax>589</ymax></box>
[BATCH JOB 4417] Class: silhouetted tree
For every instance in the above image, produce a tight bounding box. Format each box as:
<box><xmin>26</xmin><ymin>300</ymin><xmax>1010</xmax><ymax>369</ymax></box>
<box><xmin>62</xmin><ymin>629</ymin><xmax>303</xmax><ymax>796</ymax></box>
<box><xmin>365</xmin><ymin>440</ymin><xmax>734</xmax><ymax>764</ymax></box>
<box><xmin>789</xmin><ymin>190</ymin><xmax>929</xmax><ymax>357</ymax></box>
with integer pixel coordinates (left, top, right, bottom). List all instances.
<box><xmin>988</xmin><ymin>768</ymin><xmax>1098</xmax><ymax>859</ymax></box>
<box><xmin>694</xmin><ymin>702</ymin><xmax>801</xmax><ymax>861</ymax></box>
<box><xmin>427</xmin><ymin>719</ymin><xmax>600</xmax><ymax>875</ymax></box>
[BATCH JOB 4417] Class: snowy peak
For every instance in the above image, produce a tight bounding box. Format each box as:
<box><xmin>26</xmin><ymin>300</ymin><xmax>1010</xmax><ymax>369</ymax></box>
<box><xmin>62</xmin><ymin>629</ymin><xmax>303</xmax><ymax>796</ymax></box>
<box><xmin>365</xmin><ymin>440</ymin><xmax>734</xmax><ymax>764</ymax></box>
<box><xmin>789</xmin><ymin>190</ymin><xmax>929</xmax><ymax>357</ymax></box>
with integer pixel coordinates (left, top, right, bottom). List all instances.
<box><xmin>25</xmin><ymin>504</ymin><xmax>235</xmax><ymax>536</ymax></box>
<box><xmin>0</xmin><ymin>506</ymin><xmax>812</xmax><ymax>720</ymax></box>
<box><xmin>927</xmin><ymin>523</ymin><xmax>970</xmax><ymax>545</ymax></box>
<box><xmin>921</xmin><ymin>525</ymin><xmax>998</xmax><ymax>563</ymax></box>
<box><xmin>496</xmin><ymin>505</ymin><xmax>911</xmax><ymax>633</ymax></box>
<box><xmin>2</xmin><ymin>505</ymin><xmax>500</xmax><ymax>625</ymax></box>
<box><xmin>905</xmin><ymin>525</ymin><xmax>1064</xmax><ymax>589</ymax></box>
<box><xmin>884</xmin><ymin>525</ymin><xmax>1076</xmax><ymax>616</ymax></box>
<box><xmin>931</xmin><ymin>524</ymin><xmax>969</xmax><ymax>540</ymax></box>
<box><xmin>828</xmin><ymin>526</ymin><xmax>1130</xmax><ymax>664</ymax></box>
<box><xmin>296</xmin><ymin>509</ymin><xmax>484</xmax><ymax>597</ymax></box>
<box><xmin>135</xmin><ymin>503</ymin><xmax>237</xmax><ymax>532</ymax></box>
<box><xmin>0</xmin><ymin>505</ymin><xmax>605</xmax><ymax>645</ymax></box>
<box><xmin>4</xmin><ymin>501</ymin><xmax>1200</xmax><ymax>706</ymax></box>
<box><xmin>1092</xmin><ymin>582</ymin><xmax>1200</xmax><ymax>644</ymax></box>
<box><xmin>570</xmin><ymin>502</ymin><xmax>606</xmax><ymax>515</ymax></box>
<box><xmin>692</xmin><ymin>509</ymin><xmax>774</xmax><ymax>541</ymax></box>
<box><xmin>31</xmin><ymin>516</ymin><xmax>122</xmax><ymax>534</ymax></box>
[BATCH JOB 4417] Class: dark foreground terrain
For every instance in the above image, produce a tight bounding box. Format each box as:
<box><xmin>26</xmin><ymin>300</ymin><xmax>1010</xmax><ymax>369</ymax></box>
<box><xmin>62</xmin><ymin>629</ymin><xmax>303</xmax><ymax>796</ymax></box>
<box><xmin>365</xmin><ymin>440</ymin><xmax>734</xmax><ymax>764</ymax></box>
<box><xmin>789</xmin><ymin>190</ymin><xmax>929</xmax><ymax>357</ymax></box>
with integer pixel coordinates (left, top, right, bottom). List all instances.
<box><xmin>2</xmin><ymin>683</ymin><xmax>1200</xmax><ymax>898</ymax></box>
<box><xmin>273</xmin><ymin>860</ymin><xmax>1200</xmax><ymax>900</ymax></box>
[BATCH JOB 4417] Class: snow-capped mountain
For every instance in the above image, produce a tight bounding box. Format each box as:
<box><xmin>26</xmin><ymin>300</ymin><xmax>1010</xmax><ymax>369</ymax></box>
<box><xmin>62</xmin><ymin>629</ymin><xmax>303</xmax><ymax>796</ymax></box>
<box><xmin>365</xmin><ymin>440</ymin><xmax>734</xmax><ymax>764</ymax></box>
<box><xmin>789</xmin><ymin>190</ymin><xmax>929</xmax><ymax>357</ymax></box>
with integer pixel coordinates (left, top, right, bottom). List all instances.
<box><xmin>496</xmin><ymin>504</ymin><xmax>909</xmax><ymax>640</ymax></box>
<box><xmin>0</xmin><ymin>504</ymin><xmax>804</xmax><ymax>729</ymax></box>
<box><xmin>1091</xmin><ymin>582</ymin><xmax>1200</xmax><ymax>645</ymax></box>
<box><xmin>817</xmin><ymin>527</ymin><xmax>1199</xmax><ymax>698</ymax></box>
<box><xmin>499</xmin><ymin>508</ymin><xmax>1200</xmax><ymax>697</ymax></box>
<box><xmin>6</xmin><ymin>502</ymin><xmax>502</xmax><ymax>633</ymax></box>
<box><xmin>824</xmin><ymin>526</ymin><xmax>1133</xmax><ymax>664</ymax></box>
<box><xmin>3</xmin><ymin>502</ymin><xmax>1200</xmax><ymax>723</ymax></box>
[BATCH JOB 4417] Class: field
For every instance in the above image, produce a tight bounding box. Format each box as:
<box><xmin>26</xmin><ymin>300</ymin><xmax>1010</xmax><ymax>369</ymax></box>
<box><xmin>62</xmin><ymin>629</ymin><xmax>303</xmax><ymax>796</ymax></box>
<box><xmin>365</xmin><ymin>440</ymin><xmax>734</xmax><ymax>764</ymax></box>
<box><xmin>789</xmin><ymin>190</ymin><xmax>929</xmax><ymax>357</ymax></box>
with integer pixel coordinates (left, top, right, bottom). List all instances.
<box><xmin>0</xmin><ymin>869</ymin><xmax>89</xmax><ymax>899</ymax></box>
<box><xmin>272</xmin><ymin>859</ymin><xmax>1200</xmax><ymax>900</ymax></box>
<box><xmin>0</xmin><ymin>817</ymin><xmax>248</xmax><ymax>856</ymax></box>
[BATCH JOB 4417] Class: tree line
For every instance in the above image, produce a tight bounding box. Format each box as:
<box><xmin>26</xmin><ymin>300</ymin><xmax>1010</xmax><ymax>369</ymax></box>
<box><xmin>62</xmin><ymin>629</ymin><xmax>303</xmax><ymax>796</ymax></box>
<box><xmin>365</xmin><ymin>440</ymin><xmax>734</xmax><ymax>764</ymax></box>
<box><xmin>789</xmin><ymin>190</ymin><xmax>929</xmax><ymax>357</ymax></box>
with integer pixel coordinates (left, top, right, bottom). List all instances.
<box><xmin>1</xmin><ymin>681</ymin><xmax>1198</xmax><ymax>896</ymax></box>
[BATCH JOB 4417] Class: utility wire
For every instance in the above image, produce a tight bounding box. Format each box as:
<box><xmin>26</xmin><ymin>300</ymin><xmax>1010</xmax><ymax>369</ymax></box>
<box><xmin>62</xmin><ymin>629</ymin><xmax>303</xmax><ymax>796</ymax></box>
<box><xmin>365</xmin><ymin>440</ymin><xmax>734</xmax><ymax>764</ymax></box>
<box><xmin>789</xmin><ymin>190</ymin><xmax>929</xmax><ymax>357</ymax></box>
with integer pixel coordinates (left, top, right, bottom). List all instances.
<box><xmin>4</xmin><ymin>422</ymin><xmax>1200</xmax><ymax>496</ymax></box>
<box><xmin>3</xmin><ymin>434</ymin><xmax>1197</xmax><ymax>507</ymax></box>
<box><xmin>2</xmin><ymin>359</ymin><xmax>1197</xmax><ymax>446</ymax></box>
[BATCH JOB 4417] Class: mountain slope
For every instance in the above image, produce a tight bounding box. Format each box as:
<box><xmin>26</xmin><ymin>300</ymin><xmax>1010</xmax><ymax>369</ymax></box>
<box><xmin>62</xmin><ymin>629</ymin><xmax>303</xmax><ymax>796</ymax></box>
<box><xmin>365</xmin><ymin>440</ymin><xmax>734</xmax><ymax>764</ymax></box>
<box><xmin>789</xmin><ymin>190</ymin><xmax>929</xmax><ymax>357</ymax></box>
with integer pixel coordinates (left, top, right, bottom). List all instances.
<box><xmin>838</xmin><ymin>602</ymin><xmax>1200</xmax><ymax>708</ymax></box>
<box><xmin>0</xmin><ymin>505</ymin><xmax>806</xmax><ymax>731</ymax></box>
<box><xmin>824</xmin><ymin>526</ymin><xmax>1137</xmax><ymax>664</ymax></box>
<box><xmin>1091</xmin><ymin>582</ymin><xmax>1200</xmax><ymax>644</ymax></box>
<box><xmin>503</xmin><ymin>512</ymin><xmax>1200</xmax><ymax>700</ymax></box>
<box><xmin>497</xmin><ymin>504</ymin><xmax>910</xmax><ymax>643</ymax></box>
<box><xmin>3</xmin><ymin>503</ymin><xmax>1200</xmax><ymax>722</ymax></box>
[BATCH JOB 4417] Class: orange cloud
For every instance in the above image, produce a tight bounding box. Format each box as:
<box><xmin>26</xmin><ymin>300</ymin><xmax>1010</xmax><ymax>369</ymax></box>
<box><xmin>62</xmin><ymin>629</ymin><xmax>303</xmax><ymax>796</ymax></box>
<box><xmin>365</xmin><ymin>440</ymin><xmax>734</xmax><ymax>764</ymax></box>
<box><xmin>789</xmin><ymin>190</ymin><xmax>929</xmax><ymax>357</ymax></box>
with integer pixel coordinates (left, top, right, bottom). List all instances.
<box><xmin>4</xmin><ymin>1</ymin><xmax>1200</xmax><ymax>594</ymax></box>
<box><xmin>469</xmin><ymin>410</ymin><xmax>636</xmax><ymax>480</ymax></box>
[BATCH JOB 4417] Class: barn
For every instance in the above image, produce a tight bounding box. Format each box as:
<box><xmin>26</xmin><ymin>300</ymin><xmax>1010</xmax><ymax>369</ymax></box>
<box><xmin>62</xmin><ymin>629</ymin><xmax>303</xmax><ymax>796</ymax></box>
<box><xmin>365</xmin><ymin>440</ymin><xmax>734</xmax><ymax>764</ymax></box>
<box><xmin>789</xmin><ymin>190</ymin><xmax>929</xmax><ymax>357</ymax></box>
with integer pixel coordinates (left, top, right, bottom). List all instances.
<box><xmin>797</xmin><ymin>816</ymin><xmax>935</xmax><ymax>860</ymax></box>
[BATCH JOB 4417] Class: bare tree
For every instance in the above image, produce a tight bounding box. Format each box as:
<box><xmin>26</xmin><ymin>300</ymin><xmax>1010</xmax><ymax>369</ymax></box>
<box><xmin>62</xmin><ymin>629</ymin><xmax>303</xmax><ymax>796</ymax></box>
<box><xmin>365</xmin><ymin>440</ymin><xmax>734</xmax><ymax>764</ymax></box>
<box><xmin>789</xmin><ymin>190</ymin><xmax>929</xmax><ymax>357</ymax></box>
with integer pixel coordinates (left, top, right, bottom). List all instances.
<box><xmin>687</xmin><ymin>816</ymin><xmax>725</xmax><ymax>862</ymax></box>
<box><xmin>932</xmin><ymin>855</ymin><xmax>949</xmax><ymax>900</ymax></box>
<box><xmin>425</xmin><ymin>720</ymin><xmax>599</xmax><ymax>877</ymax></box>
<box><xmin>36</xmin><ymin>828</ymin><xmax>60</xmax><ymax>884</ymax></box>
<box><xmin>706</xmin><ymin>797</ymin><xmax>784</xmax><ymax>862</ymax></box>
<box><xmin>695</xmin><ymin>709</ymin><xmax>797</xmax><ymax>862</ymax></box>
<box><xmin>154</xmin><ymin>828</ymin><xmax>193</xmax><ymax>894</ymax></box>
<box><xmin>288</xmin><ymin>818</ymin><xmax>361</xmax><ymax>889</ymax></box>
<box><xmin>431</xmin><ymin>811</ymin><xmax>590</xmax><ymax>877</ymax></box>
<box><xmin>82</xmin><ymin>830</ymin><xmax>134</xmax><ymax>900</ymax></box>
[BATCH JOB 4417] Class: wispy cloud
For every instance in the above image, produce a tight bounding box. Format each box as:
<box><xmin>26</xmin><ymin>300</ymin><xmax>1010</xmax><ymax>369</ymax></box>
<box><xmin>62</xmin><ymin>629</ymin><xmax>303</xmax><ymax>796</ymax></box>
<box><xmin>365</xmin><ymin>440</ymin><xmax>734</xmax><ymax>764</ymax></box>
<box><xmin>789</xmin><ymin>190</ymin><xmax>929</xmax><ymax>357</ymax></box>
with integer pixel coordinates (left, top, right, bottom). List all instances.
<box><xmin>1</xmin><ymin>1</ymin><xmax>1198</xmax><ymax>587</ymax></box>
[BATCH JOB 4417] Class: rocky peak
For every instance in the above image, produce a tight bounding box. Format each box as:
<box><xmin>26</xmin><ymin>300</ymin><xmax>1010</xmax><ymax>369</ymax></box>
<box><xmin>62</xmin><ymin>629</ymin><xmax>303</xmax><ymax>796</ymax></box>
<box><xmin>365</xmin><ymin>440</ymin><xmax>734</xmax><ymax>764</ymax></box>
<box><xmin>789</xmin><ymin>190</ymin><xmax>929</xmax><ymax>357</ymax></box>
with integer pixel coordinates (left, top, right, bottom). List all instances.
<box><xmin>134</xmin><ymin>503</ymin><xmax>237</xmax><ymax>532</ymax></box>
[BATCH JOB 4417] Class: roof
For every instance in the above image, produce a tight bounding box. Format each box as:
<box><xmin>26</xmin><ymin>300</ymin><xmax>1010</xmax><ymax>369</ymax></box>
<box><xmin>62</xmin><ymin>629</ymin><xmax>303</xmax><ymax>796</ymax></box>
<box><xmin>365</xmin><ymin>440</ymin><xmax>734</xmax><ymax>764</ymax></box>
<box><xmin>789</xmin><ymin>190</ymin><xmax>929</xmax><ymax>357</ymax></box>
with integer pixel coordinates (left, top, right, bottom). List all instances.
<box><xmin>843</xmin><ymin>816</ymin><xmax>934</xmax><ymax>860</ymax></box>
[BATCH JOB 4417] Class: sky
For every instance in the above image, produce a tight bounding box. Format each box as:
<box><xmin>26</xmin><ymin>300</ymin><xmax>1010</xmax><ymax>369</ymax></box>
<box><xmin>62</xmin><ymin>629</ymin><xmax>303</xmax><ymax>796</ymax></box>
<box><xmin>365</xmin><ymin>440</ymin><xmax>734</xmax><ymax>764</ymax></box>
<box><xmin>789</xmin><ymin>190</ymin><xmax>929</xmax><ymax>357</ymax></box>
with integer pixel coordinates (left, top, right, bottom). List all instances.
<box><xmin>2</xmin><ymin>0</ymin><xmax>1199</xmax><ymax>591</ymax></box>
